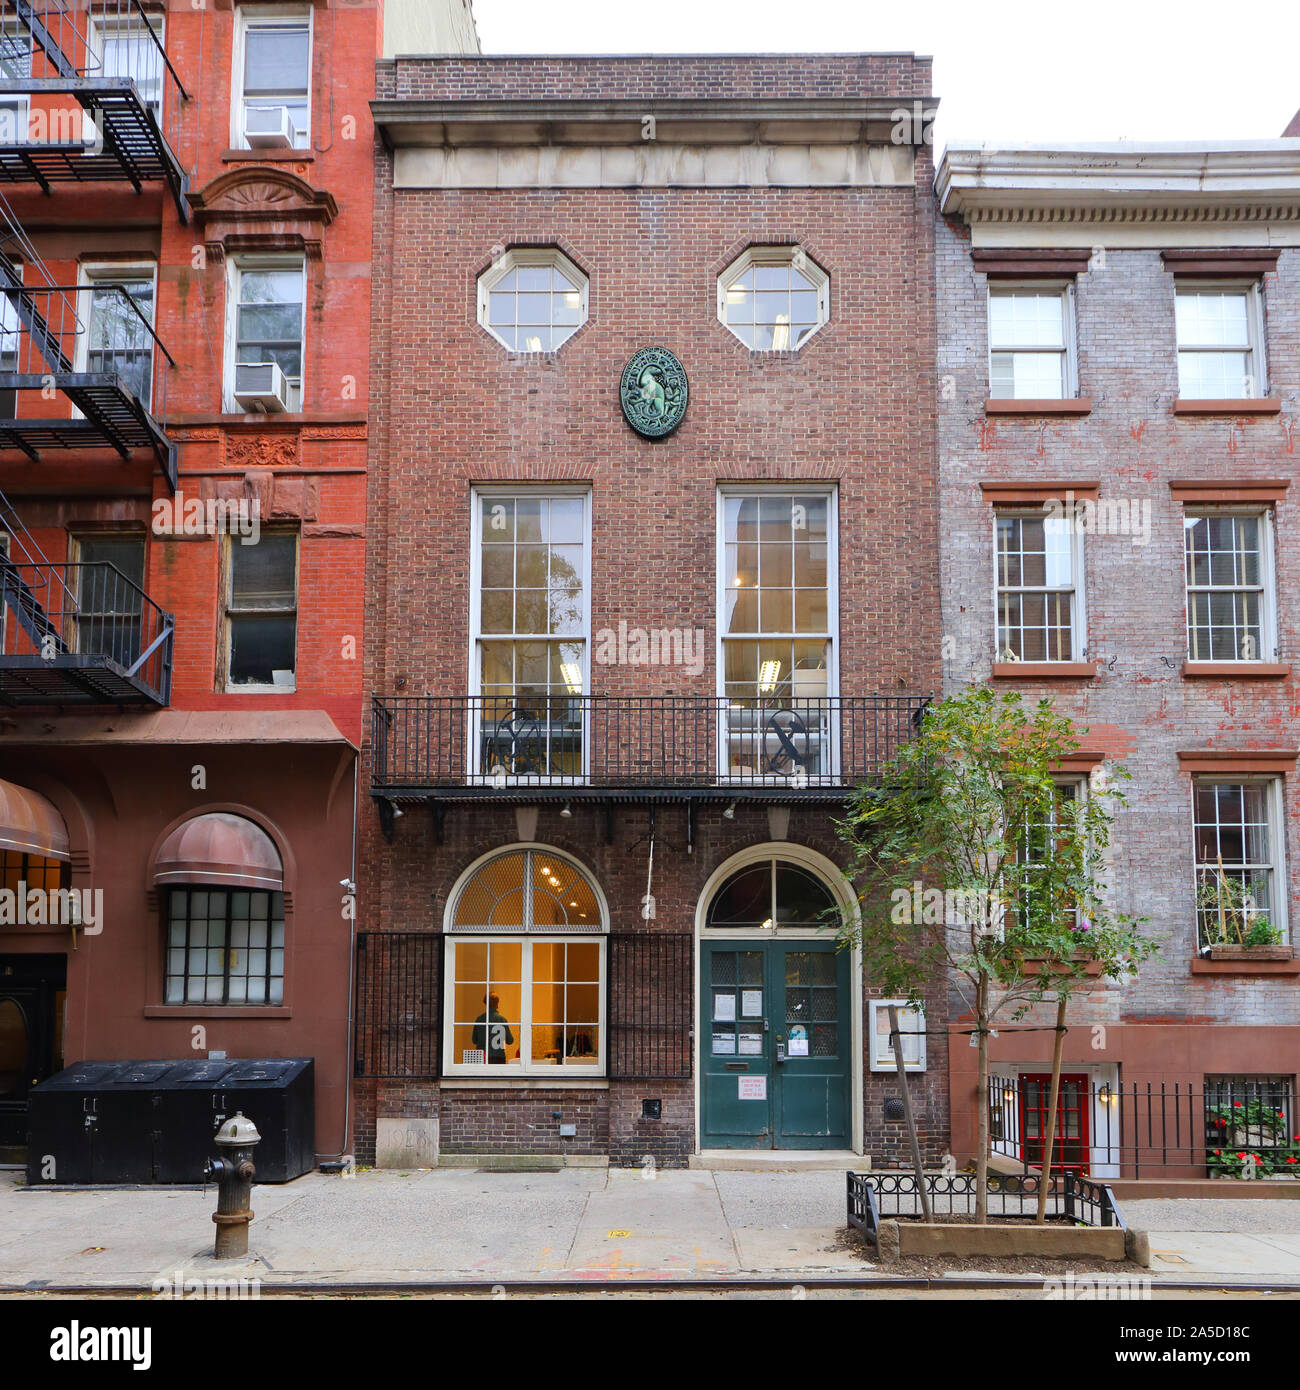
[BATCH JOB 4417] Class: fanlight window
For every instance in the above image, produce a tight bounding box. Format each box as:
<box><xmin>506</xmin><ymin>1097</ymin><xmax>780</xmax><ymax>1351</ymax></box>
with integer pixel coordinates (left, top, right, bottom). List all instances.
<box><xmin>706</xmin><ymin>858</ymin><xmax>838</xmax><ymax>930</ymax></box>
<box><xmin>452</xmin><ymin>848</ymin><xmax>603</xmax><ymax>933</ymax></box>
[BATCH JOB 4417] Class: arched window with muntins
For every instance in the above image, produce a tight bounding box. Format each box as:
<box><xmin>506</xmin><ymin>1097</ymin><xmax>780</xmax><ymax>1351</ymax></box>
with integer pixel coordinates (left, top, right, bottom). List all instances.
<box><xmin>444</xmin><ymin>847</ymin><xmax>606</xmax><ymax>1076</ymax></box>
<box><xmin>706</xmin><ymin>858</ymin><xmax>838</xmax><ymax>931</ymax></box>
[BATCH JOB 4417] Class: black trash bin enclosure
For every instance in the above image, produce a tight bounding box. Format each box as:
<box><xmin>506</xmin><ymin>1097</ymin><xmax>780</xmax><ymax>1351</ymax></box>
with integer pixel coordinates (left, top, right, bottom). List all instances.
<box><xmin>26</xmin><ymin>1057</ymin><xmax>315</xmax><ymax>1185</ymax></box>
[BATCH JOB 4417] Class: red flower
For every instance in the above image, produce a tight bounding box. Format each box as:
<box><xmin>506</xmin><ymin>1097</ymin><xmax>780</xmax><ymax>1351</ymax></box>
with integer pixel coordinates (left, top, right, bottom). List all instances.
<box><xmin>1287</xmin><ymin>1157</ymin><xmax>1298</xmax><ymax>1165</ymax></box>
<box><xmin>1234</xmin><ymin>1102</ymin><xmax>1244</xmax><ymax>1108</ymax></box>
<box><xmin>1237</xmin><ymin>1152</ymin><xmax>1248</xmax><ymax>1159</ymax></box>
<box><xmin>1216</xmin><ymin>1119</ymin><xmax>1227</xmax><ymax>1127</ymax></box>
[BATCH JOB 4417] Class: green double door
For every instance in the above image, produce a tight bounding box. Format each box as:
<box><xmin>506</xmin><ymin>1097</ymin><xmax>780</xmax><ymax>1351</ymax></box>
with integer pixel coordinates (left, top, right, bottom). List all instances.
<box><xmin>700</xmin><ymin>940</ymin><xmax>850</xmax><ymax>1149</ymax></box>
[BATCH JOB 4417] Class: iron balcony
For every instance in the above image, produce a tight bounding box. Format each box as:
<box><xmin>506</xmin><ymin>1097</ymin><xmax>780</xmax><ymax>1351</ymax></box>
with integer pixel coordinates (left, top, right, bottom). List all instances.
<box><xmin>0</xmin><ymin>557</ymin><xmax>173</xmax><ymax>705</ymax></box>
<box><xmin>0</xmin><ymin>210</ymin><xmax>177</xmax><ymax>483</ymax></box>
<box><xmin>0</xmin><ymin>0</ymin><xmax>190</xmax><ymax>218</ymax></box>
<box><xmin>370</xmin><ymin>693</ymin><xmax>931</xmax><ymax>804</ymax></box>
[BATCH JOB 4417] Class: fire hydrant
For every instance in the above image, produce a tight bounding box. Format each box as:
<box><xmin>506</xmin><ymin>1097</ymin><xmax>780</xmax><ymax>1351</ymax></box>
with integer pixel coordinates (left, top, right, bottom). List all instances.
<box><xmin>204</xmin><ymin>1112</ymin><xmax>260</xmax><ymax>1259</ymax></box>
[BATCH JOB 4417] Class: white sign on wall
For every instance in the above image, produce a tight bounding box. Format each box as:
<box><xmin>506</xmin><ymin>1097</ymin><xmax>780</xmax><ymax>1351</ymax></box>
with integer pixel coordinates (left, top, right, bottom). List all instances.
<box><xmin>868</xmin><ymin>1000</ymin><xmax>927</xmax><ymax>1073</ymax></box>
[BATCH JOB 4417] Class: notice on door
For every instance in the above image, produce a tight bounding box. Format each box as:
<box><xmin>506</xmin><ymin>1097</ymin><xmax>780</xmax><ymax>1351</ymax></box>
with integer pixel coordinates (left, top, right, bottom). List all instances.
<box><xmin>741</xmin><ymin>990</ymin><xmax>763</xmax><ymax>1017</ymax></box>
<box><xmin>738</xmin><ymin>1075</ymin><xmax>766</xmax><ymax>1101</ymax></box>
<box><xmin>738</xmin><ymin>1033</ymin><xmax>763</xmax><ymax>1055</ymax></box>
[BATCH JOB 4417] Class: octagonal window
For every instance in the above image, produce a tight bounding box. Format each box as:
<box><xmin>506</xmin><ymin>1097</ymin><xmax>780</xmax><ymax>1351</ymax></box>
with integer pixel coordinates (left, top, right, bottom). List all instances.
<box><xmin>478</xmin><ymin>248</ymin><xmax>588</xmax><ymax>353</ymax></box>
<box><xmin>718</xmin><ymin>246</ymin><xmax>829</xmax><ymax>351</ymax></box>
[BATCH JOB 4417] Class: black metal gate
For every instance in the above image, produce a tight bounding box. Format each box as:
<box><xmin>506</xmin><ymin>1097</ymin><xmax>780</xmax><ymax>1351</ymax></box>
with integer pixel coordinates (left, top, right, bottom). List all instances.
<box><xmin>608</xmin><ymin>932</ymin><xmax>693</xmax><ymax>1079</ymax></box>
<box><xmin>354</xmin><ymin>932</ymin><xmax>441</xmax><ymax>1078</ymax></box>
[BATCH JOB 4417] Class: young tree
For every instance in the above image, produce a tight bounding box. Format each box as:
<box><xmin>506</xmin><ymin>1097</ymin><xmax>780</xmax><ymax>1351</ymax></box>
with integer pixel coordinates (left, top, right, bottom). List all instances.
<box><xmin>833</xmin><ymin>687</ymin><xmax>1157</xmax><ymax>1222</ymax></box>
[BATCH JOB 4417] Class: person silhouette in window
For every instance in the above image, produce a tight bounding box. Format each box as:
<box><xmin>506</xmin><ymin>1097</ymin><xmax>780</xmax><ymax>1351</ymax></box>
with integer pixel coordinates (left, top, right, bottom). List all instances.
<box><xmin>472</xmin><ymin>992</ymin><xmax>515</xmax><ymax>1064</ymax></box>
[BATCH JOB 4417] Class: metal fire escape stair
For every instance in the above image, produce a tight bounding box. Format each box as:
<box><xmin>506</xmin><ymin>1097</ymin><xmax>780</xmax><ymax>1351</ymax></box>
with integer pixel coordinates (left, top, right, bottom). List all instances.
<box><xmin>0</xmin><ymin>203</ymin><xmax>177</xmax><ymax>485</ymax></box>
<box><xmin>0</xmin><ymin>0</ymin><xmax>190</xmax><ymax>219</ymax></box>
<box><xmin>0</xmin><ymin>488</ymin><xmax>173</xmax><ymax>705</ymax></box>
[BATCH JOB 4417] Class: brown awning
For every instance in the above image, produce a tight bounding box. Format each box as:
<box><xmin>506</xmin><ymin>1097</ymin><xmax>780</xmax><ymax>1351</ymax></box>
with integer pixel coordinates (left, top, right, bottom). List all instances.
<box><xmin>0</xmin><ymin>779</ymin><xmax>70</xmax><ymax>861</ymax></box>
<box><xmin>153</xmin><ymin>812</ymin><xmax>284</xmax><ymax>891</ymax></box>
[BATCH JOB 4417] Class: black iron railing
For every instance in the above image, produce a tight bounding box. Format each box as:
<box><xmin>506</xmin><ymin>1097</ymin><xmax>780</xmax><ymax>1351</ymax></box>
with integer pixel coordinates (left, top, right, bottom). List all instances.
<box><xmin>0</xmin><ymin>0</ymin><xmax>189</xmax><ymax>216</ymax></box>
<box><xmin>608</xmin><ymin>933</ymin><xmax>692</xmax><ymax>1078</ymax></box>
<box><xmin>0</xmin><ymin>555</ymin><xmax>172</xmax><ymax>704</ymax></box>
<box><xmin>354</xmin><ymin>932</ymin><xmax>442</xmax><ymax>1079</ymax></box>
<box><xmin>989</xmin><ymin>1073</ymin><xmax>1300</xmax><ymax>1180</ymax></box>
<box><xmin>846</xmin><ymin>1170</ymin><xmax>1124</xmax><ymax>1242</ymax></box>
<box><xmin>371</xmin><ymin>694</ymin><xmax>930</xmax><ymax>794</ymax></box>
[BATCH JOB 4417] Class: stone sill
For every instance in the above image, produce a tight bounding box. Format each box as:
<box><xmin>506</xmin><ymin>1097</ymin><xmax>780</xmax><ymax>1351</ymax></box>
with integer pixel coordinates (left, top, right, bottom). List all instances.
<box><xmin>984</xmin><ymin>398</ymin><xmax>1092</xmax><ymax>416</ymax></box>
<box><xmin>991</xmin><ymin>662</ymin><xmax>1097</xmax><ymax>680</ymax></box>
<box><xmin>438</xmin><ymin>1077</ymin><xmax>609</xmax><ymax>1090</ymax></box>
<box><xmin>1183</xmin><ymin>662</ymin><xmax>1290</xmax><ymax>679</ymax></box>
<box><xmin>143</xmin><ymin>1005</ymin><xmax>292</xmax><ymax>1018</ymax></box>
<box><xmin>1190</xmin><ymin>956</ymin><xmax>1300</xmax><ymax>976</ymax></box>
<box><xmin>220</xmin><ymin>148</ymin><xmax>314</xmax><ymax>163</ymax></box>
<box><xmin>1174</xmin><ymin>398</ymin><xmax>1281</xmax><ymax>415</ymax></box>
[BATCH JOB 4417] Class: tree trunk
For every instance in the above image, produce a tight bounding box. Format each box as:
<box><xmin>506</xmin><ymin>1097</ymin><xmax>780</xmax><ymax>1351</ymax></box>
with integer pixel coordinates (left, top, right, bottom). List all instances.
<box><xmin>1035</xmin><ymin>995</ymin><xmax>1068</xmax><ymax>1224</ymax></box>
<box><xmin>888</xmin><ymin>1005</ymin><xmax>932</xmax><ymax>1223</ymax></box>
<box><xmin>974</xmin><ymin>974</ymin><xmax>990</xmax><ymax>1225</ymax></box>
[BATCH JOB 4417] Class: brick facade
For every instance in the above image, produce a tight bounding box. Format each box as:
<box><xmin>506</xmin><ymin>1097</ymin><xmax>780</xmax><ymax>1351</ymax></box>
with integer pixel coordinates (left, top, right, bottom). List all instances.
<box><xmin>936</xmin><ymin>148</ymin><xmax>1300</xmax><ymax>1167</ymax></box>
<box><xmin>359</xmin><ymin>54</ymin><xmax>946</xmax><ymax>1167</ymax></box>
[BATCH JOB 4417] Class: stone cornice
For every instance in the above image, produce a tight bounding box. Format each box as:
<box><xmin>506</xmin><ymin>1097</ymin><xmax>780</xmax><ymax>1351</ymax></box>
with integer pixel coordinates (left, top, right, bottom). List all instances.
<box><xmin>937</xmin><ymin>142</ymin><xmax>1300</xmax><ymax>225</ymax></box>
<box><xmin>373</xmin><ymin>96</ymin><xmax>932</xmax><ymax>150</ymax></box>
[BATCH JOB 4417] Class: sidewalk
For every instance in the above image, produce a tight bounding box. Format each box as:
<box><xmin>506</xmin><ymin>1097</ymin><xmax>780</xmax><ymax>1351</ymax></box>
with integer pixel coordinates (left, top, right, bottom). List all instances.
<box><xmin>2</xmin><ymin>1168</ymin><xmax>1299</xmax><ymax>1290</ymax></box>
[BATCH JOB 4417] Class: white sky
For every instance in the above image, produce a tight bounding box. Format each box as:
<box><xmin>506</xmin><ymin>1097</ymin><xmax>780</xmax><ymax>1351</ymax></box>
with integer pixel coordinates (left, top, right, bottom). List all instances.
<box><xmin>471</xmin><ymin>0</ymin><xmax>1299</xmax><ymax>155</ymax></box>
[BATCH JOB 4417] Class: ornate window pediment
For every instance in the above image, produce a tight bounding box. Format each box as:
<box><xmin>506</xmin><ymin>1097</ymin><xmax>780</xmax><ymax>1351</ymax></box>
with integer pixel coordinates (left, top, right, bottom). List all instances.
<box><xmin>190</xmin><ymin>167</ymin><xmax>337</xmax><ymax>260</ymax></box>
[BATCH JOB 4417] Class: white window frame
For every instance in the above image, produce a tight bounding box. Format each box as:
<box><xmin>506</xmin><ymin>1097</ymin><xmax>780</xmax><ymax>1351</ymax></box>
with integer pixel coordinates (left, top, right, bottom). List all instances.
<box><xmin>1191</xmin><ymin>775</ymin><xmax>1288</xmax><ymax>947</ymax></box>
<box><xmin>1183</xmin><ymin>506</ymin><xmax>1277</xmax><ymax>664</ymax></box>
<box><xmin>223</xmin><ymin>255</ymin><xmax>307</xmax><ymax>412</ymax></box>
<box><xmin>1174</xmin><ymin>280</ymin><xmax>1268</xmax><ymax>400</ymax></box>
<box><xmin>90</xmin><ymin>10</ymin><xmax>164</xmax><ymax>125</ymax></box>
<box><xmin>715</xmin><ymin>483</ymin><xmax>840</xmax><ymax>784</ymax></box>
<box><xmin>222</xmin><ymin>529</ymin><xmax>298</xmax><ymax>693</ymax></box>
<box><xmin>468</xmin><ymin>485</ymin><xmax>592</xmax><ymax>785</ymax></box>
<box><xmin>231</xmin><ymin>5</ymin><xmax>312</xmax><ymax>152</ymax></box>
<box><xmin>442</xmin><ymin>845</ymin><xmax>608</xmax><ymax>1079</ymax></box>
<box><xmin>868</xmin><ymin>999</ymin><xmax>926</xmax><ymax>1073</ymax></box>
<box><xmin>986</xmin><ymin>281</ymin><xmax>1078</xmax><ymax>400</ymax></box>
<box><xmin>716</xmin><ymin>245</ymin><xmax>830</xmax><ymax>353</ymax></box>
<box><xmin>993</xmin><ymin>507</ymin><xmax>1086</xmax><ymax>664</ymax></box>
<box><xmin>73</xmin><ymin>261</ymin><xmax>158</xmax><ymax>418</ymax></box>
<box><xmin>0</xmin><ymin>19</ymin><xmax>32</xmax><ymax>146</ymax></box>
<box><xmin>475</xmin><ymin>247</ymin><xmax>589</xmax><ymax>354</ymax></box>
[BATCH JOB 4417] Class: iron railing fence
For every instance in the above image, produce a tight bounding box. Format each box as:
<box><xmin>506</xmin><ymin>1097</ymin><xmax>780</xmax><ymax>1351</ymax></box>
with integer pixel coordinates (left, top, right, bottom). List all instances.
<box><xmin>354</xmin><ymin>930</ymin><xmax>695</xmax><ymax>1082</ymax></box>
<box><xmin>353</xmin><ymin>932</ymin><xmax>442</xmax><ymax>1079</ymax></box>
<box><xmin>0</xmin><ymin>557</ymin><xmax>173</xmax><ymax>702</ymax></box>
<box><xmin>846</xmin><ymin>1170</ymin><xmax>1124</xmax><ymax>1243</ymax></box>
<box><xmin>371</xmin><ymin>694</ymin><xmax>931</xmax><ymax>793</ymax></box>
<box><xmin>989</xmin><ymin>1073</ymin><xmax>1299</xmax><ymax>1180</ymax></box>
<box><xmin>0</xmin><ymin>0</ymin><xmax>189</xmax><ymax>213</ymax></box>
<box><xmin>608</xmin><ymin>932</ymin><xmax>692</xmax><ymax>1078</ymax></box>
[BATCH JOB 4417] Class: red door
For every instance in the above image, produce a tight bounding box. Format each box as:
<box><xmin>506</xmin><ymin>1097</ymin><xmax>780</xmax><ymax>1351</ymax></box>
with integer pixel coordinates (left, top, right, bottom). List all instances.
<box><xmin>1019</xmin><ymin>1073</ymin><xmax>1090</xmax><ymax>1175</ymax></box>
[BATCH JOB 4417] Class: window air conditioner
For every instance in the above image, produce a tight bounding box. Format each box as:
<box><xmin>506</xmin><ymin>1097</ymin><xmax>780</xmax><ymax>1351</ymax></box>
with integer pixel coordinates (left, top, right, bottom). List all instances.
<box><xmin>243</xmin><ymin>105</ymin><xmax>298</xmax><ymax>149</ymax></box>
<box><xmin>233</xmin><ymin>361</ymin><xmax>290</xmax><ymax>413</ymax></box>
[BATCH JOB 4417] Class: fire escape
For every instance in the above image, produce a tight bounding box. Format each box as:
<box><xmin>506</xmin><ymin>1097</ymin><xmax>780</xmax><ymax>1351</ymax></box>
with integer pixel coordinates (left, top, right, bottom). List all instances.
<box><xmin>0</xmin><ymin>0</ymin><xmax>182</xmax><ymax>706</ymax></box>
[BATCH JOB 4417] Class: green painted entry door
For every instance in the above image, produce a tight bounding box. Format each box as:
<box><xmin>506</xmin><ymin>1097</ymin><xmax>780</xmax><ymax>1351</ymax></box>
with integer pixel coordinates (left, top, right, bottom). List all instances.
<box><xmin>700</xmin><ymin>940</ymin><xmax>850</xmax><ymax>1149</ymax></box>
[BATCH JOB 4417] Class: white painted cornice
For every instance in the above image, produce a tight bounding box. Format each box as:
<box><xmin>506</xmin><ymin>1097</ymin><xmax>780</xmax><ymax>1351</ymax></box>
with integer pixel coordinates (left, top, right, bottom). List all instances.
<box><xmin>936</xmin><ymin>142</ymin><xmax>1300</xmax><ymax>225</ymax></box>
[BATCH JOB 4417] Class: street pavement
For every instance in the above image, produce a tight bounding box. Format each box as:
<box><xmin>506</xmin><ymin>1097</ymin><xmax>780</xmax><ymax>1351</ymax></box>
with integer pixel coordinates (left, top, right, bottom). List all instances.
<box><xmin>2</xmin><ymin>1167</ymin><xmax>1299</xmax><ymax>1290</ymax></box>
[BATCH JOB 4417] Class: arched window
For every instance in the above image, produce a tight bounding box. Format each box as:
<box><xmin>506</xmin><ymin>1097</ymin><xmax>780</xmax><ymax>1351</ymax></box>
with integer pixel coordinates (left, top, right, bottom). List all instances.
<box><xmin>706</xmin><ymin>857</ymin><xmax>838</xmax><ymax>930</ymax></box>
<box><xmin>445</xmin><ymin>848</ymin><xmax>606</xmax><ymax>1076</ymax></box>
<box><xmin>153</xmin><ymin>813</ymin><xmax>285</xmax><ymax>1005</ymax></box>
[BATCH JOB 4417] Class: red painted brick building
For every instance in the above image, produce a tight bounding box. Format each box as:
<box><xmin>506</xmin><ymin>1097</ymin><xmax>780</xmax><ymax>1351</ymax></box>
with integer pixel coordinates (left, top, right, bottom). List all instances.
<box><xmin>358</xmin><ymin>54</ymin><xmax>945</xmax><ymax>1168</ymax></box>
<box><xmin>0</xmin><ymin>0</ymin><xmax>443</xmax><ymax>1167</ymax></box>
<box><xmin>936</xmin><ymin>144</ymin><xmax>1300</xmax><ymax>1180</ymax></box>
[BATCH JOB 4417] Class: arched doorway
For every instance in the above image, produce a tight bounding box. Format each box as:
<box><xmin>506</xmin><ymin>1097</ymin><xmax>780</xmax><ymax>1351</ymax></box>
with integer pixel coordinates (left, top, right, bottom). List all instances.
<box><xmin>696</xmin><ymin>848</ymin><xmax>856</xmax><ymax>1151</ymax></box>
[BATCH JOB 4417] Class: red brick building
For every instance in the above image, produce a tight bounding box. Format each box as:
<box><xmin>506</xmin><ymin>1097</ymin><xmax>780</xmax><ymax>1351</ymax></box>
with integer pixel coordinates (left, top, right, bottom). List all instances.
<box><xmin>358</xmin><ymin>54</ymin><xmax>944</xmax><ymax>1168</ymax></box>
<box><xmin>936</xmin><ymin>143</ymin><xmax>1300</xmax><ymax>1180</ymax></box>
<box><xmin>0</xmin><ymin>0</ymin><xmax>457</xmax><ymax>1167</ymax></box>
